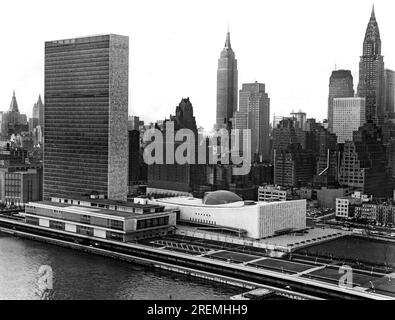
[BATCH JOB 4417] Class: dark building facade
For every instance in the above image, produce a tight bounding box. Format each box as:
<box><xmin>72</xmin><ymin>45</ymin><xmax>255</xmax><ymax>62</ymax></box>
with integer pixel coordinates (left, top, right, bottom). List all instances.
<box><xmin>128</xmin><ymin>130</ymin><xmax>140</xmax><ymax>184</ymax></box>
<box><xmin>357</xmin><ymin>6</ymin><xmax>385</xmax><ymax>125</ymax></box>
<box><xmin>128</xmin><ymin>129</ymin><xmax>147</xmax><ymax>186</ymax></box>
<box><xmin>384</xmin><ymin>69</ymin><xmax>395</xmax><ymax>117</ymax></box>
<box><xmin>338</xmin><ymin>121</ymin><xmax>393</xmax><ymax>197</ymax></box>
<box><xmin>314</xmin><ymin>148</ymin><xmax>342</xmax><ymax>188</ymax></box>
<box><xmin>44</xmin><ymin>35</ymin><xmax>129</xmax><ymax>201</ymax></box>
<box><xmin>327</xmin><ymin>70</ymin><xmax>354</xmax><ymax>132</ymax></box>
<box><xmin>274</xmin><ymin>144</ymin><xmax>315</xmax><ymax>188</ymax></box>
<box><xmin>148</xmin><ymin>98</ymin><xmax>206</xmax><ymax>193</ymax></box>
<box><xmin>0</xmin><ymin>146</ymin><xmax>28</xmax><ymax>167</ymax></box>
<box><xmin>272</xmin><ymin>118</ymin><xmax>300</xmax><ymax>152</ymax></box>
<box><xmin>216</xmin><ymin>31</ymin><xmax>238</xmax><ymax>130</ymax></box>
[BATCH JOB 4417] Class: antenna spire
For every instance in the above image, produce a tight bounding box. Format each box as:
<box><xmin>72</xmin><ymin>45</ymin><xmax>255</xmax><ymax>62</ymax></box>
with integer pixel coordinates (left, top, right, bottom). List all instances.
<box><xmin>225</xmin><ymin>24</ymin><xmax>231</xmax><ymax>49</ymax></box>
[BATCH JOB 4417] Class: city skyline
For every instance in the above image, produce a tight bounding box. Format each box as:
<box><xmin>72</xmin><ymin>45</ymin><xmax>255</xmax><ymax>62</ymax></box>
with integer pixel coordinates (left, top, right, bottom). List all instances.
<box><xmin>1</xmin><ymin>0</ymin><xmax>395</xmax><ymax>304</ymax></box>
<box><xmin>1</xmin><ymin>0</ymin><xmax>395</xmax><ymax>130</ymax></box>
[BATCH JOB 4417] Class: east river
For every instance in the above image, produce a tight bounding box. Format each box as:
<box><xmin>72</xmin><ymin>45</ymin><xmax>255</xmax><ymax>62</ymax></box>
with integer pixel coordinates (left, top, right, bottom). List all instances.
<box><xmin>0</xmin><ymin>232</ymin><xmax>242</xmax><ymax>300</ymax></box>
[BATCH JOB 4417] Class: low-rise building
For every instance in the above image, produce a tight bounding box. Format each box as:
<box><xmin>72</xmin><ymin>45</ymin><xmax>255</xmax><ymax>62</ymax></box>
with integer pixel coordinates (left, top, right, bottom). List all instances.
<box><xmin>335</xmin><ymin>197</ymin><xmax>363</xmax><ymax>219</ymax></box>
<box><xmin>23</xmin><ymin>197</ymin><xmax>177</xmax><ymax>242</ymax></box>
<box><xmin>0</xmin><ymin>168</ymin><xmax>42</xmax><ymax>205</ymax></box>
<box><xmin>317</xmin><ymin>187</ymin><xmax>350</xmax><ymax>209</ymax></box>
<box><xmin>354</xmin><ymin>202</ymin><xmax>395</xmax><ymax>226</ymax></box>
<box><xmin>151</xmin><ymin>190</ymin><xmax>306</xmax><ymax>239</ymax></box>
<box><xmin>258</xmin><ymin>185</ymin><xmax>289</xmax><ymax>202</ymax></box>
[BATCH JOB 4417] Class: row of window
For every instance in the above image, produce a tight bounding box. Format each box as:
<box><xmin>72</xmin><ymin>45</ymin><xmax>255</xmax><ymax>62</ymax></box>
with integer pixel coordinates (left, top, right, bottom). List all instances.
<box><xmin>25</xmin><ymin>207</ymin><xmax>125</xmax><ymax>231</ymax></box>
<box><xmin>26</xmin><ymin>216</ymin><xmax>125</xmax><ymax>241</ymax></box>
<box><xmin>136</xmin><ymin>217</ymin><xmax>169</xmax><ymax>230</ymax></box>
<box><xmin>190</xmin><ymin>218</ymin><xmax>217</xmax><ymax>225</ymax></box>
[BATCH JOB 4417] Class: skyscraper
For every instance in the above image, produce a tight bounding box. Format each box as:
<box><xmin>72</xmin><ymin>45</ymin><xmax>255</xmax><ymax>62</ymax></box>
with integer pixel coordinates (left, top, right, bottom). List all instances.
<box><xmin>43</xmin><ymin>34</ymin><xmax>129</xmax><ymax>201</ymax></box>
<box><xmin>274</xmin><ymin>143</ymin><xmax>315</xmax><ymax>188</ymax></box>
<box><xmin>216</xmin><ymin>30</ymin><xmax>238</xmax><ymax>130</ymax></box>
<box><xmin>272</xmin><ymin>118</ymin><xmax>300</xmax><ymax>152</ymax></box>
<box><xmin>333</xmin><ymin>97</ymin><xmax>366</xmax><ymax>143</ymax></box>
<box><xmin>290</xmin><ymin>110</ymin><xmax>307</xmax><ymax>131</ymax></box>
<box><xmin>0</xmin><ymin>91</ymin><xmax>28</xmax><ymax>139</ymax></box>
<box><xmin>327</xmin><ymin>70</ymin><xmax>354</xmax><ymax>132</ymax></box>
<box><xmin>234</xmin><ymin>82</ymin><xmax>270</xmax><ymax>161</ymax></box>
<box><xmin>313</xmin><ymin>126</ymin><xmax>339</xmax><ymax>187</ymax></box>
<box><xmin>32</xmin><ymin>95</ymin><xmax>44</xmax><ymax>128</ymax></box>
<box><xmin>147</xmin><ymin>98</ymin><xmax>206</xmax><ymax>193</ymax></box>
<box><xmin>357</xmin><ymin>6</ymin><xmax>385</xmax><ymax>125</ymax></box>
<box><xmin>384</xmin><ymin>69</ymin><xmax>395</xmax><ymax>116</ymax></box>
<box><xmin>338</xmin><ymin>121</ymin><xmax>393</xmax><ymax>197</ymax></box>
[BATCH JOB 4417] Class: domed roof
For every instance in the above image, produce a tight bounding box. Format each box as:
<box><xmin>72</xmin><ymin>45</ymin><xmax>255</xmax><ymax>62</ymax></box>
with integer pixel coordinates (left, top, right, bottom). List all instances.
<box><xmin>203</xmin><ymin>190</ymin><xmax>243</xmax><ymax>205</ymax></box>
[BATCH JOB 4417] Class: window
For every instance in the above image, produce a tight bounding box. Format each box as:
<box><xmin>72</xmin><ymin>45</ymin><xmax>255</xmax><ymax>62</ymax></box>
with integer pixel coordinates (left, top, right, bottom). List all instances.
<box><xmin>49</xmin><ymin>220</ymin><xmax>65</xmax><ymax>231</ymax></box>
<box><xmin>109</xmin><ymin>219</ymin><xmax>124</xmax><ymax>231</ymax></box>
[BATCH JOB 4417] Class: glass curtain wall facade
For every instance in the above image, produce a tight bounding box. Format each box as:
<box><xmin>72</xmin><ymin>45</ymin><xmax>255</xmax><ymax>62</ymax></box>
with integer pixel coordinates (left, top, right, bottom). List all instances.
<box><xmin>44</xmin><ymin>35</ymin><xmax>129</xmax><ymax>201</ymax></box>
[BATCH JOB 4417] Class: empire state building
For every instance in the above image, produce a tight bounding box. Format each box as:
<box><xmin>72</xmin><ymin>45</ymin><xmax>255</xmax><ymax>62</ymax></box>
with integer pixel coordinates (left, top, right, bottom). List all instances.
<box><xmin>357</xmin><ymin>5</ymin><xmax>385</xmax><ymax>124</ymax></box>
<box><xmin>216</xmin><ymin>30</ymin><xmax>238</xmax><ymax>130</ymax></box>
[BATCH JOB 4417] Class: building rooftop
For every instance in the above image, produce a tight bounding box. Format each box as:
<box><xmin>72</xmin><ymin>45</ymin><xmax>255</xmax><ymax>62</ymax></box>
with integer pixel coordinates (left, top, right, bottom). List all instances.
<box><xmin>63</xmin><ymin>196</ymin><xmax>163</xmax><ymax>210</ymax></box>
<box><xmin>202</xmin><ymin>190</ymin><xmax>243</xmax><ymax>205</ymax></box>
<box><xmin>28</xmin><ymin>201</ymin><xmax>170</xmax><ymax>219</ymax></box>
<box><xmin>155</xmin><ymin>196</ymin><xmax>244</xmax><ymax>208</ymax></box>
<box><xmin>45</xmin><ymin>34</ymin><xmax>128</xmax><ymax>46</ymax></box>
<box><xmin>155</xmin><ymin>194</ymin><xmax>305</xmax><ymax>209</ymax></box>
<box><xmin>29</xmin><ymin>201</ymin><xmax>136</xmax><ymax>219</ymax></box>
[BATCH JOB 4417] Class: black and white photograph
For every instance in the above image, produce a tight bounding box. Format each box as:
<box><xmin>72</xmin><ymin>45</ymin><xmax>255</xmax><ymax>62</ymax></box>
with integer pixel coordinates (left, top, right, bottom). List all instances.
<box><xmin>0</xmin><ymin>0</ymin><xmax>394</xmax><ymax>312</ymax></box>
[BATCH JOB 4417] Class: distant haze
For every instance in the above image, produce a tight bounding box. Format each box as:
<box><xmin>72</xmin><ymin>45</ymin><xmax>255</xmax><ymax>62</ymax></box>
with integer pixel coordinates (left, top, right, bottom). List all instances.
<box><xmin>0</xmin><ymin>0</ymin><xmax>394</xmax><ymax>130</ymax></box>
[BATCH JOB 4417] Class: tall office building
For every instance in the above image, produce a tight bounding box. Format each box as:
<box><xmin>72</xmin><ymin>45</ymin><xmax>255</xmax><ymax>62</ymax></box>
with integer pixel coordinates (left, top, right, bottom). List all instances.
<box><xmin>272</xmin><ymin>118</ymin><xmax>300</xmax><ymax>152</ymax></box>
<box><xmin>290</xmin><ymin>110</ymin><xmax>307</xmax><ymax>131</ymax></box>
<box><xmin>234</xmin><ymin>82</ymin><xmax>270</xmax><ymax>161</ymax></box>
<box><xmin>327</xmin><ymin>70</ymin><xmax>354</xmax><ymax>132</ymax></box>
<box><xmin>148</xmin><ymin>98</ymin><xmax>206</xmax><ymax>193</ymax></box>
<box><xmin>333</xmin><ymin>97</ymin><xmax>366</xmax><ymax>143</ymax></box>
<box><xmin>314</xmin><ymin>139</ymin><xmax>340</xmax><ymax>187</ymax></box>
<box><xmin>357</xmin><ymin>6</ymin><xmax>385</xmax><ymax>125</ymax></box>
<box><xmin>128</xmin><ymin>129</ymin><xmax>141</xmax><ymax>184</ymax></box>
<box><xmin>274</xmin><ymin>143</ymin><xmax>315</xmax><ymax>188</ymax></box>
<box><xmin>272</xmin><ymin>115</ymin><xmax>284</xmax><ymax>132</ymax></box>
<box><xmin>216</xmin><ymin>30</ymin><xmax>238</xmax><ymax>130</ymax></box>
<box><xmin>338</xmin><ymin>121</ymin><xmax>393</xmax><ymax>197</ymax></box>
<box><xmin>32</xmin><ymin>95</ymin><xmax>44</xmax><ymax>128</ymax></box>
<box><xmin>384</xmin><ymin>69</ymin><xmax>395</xmax><ymax>116</ymax></box>
<box><xmin>29</xmin><ymin>95</ymin><xmax>45</xmax><ymax>145</ymax></box>
<box><xmin>0</xmin><ymin>91</ymin><xmax>28</xmax><ymax>140</ymax></box>
<box><xmin>44</xmin><ymin>34</ymin><xmax>129</xmax><ymax>201</ymax></box>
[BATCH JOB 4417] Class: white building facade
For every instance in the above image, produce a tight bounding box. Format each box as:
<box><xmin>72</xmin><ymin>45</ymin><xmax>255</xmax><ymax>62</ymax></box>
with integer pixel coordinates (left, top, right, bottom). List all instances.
<box><xmin>333</xmin><ymin>97</ymin><xmax>366</xmax><ymax>143</ymax></box>
<box><xmin>258</xmin><ymin>185</ymin><xmax>288</xmax><ymax>202</ymax></box>
<box><xmin>152</xmin><ymin>191</ymin><xmax>306</xmax><ymax>239</ymax></box>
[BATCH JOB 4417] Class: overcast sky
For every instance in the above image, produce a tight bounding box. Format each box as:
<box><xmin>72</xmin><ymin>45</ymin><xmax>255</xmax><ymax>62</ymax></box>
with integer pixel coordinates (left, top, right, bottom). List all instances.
<box><xmin>0</xmin><ymin>0</ymin><xmax>394</xmax><ymax>130</ymax></box>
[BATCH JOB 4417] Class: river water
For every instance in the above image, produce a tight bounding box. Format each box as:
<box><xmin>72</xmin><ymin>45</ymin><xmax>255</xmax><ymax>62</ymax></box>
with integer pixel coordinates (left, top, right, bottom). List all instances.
<box><xmin>0</xmin><ymin>232</ymin><xmax>242</xmax><ymax>300</ymax></box>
